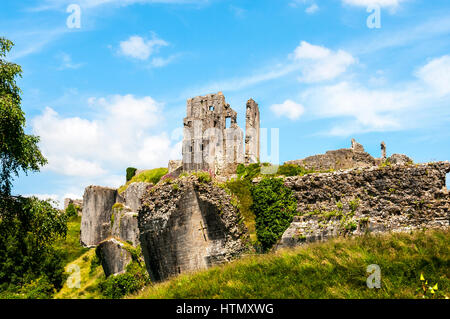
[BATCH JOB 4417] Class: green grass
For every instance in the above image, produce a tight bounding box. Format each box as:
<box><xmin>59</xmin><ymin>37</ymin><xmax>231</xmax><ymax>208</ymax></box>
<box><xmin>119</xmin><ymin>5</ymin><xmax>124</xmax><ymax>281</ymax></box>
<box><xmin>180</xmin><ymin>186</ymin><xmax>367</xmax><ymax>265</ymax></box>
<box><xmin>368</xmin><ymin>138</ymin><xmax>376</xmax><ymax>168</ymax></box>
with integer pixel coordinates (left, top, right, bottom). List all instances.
<box><xmin>223</xmin><ymin>178</ymin><xmax>256</xmax><ymax>242</ymax></box>
<box><xmin>54</xmin><ymin>249</ymin><xmax>105</xmax><ymax>299</ymax></box>
<box><xmin>131</xmin><ymin>229</ymin><xmax>449</xmax><ymax>299</ymax></box>
<box><xmin>54</xmin><ymin>216</ymin><xmax>89</xmax><ymax>263</ymax></box>
<box><xmin>118</xmin><ymin>168</ymin><xmax>168</xmax><ymax>194</ymax></box>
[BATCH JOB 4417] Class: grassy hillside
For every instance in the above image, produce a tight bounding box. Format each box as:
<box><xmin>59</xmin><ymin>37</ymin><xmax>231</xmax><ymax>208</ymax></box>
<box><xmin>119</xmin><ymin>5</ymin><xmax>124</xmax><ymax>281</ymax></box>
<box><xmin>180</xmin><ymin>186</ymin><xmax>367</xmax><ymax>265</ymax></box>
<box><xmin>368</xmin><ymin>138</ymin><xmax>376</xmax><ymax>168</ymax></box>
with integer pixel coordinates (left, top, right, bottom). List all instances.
<box><xmin>118</xmin><ymin>168</ymin><xmax>168</xmax><ymax>194</ymax></box>
<box><xmin>53</xmin><ymin>216</ymin><xmax>105</xmax><ymax>299</ymax></box>
<box><xmin>132</xmin><ymin>229</ymin><xmax>449</xmax><ymax>299</ymax></box>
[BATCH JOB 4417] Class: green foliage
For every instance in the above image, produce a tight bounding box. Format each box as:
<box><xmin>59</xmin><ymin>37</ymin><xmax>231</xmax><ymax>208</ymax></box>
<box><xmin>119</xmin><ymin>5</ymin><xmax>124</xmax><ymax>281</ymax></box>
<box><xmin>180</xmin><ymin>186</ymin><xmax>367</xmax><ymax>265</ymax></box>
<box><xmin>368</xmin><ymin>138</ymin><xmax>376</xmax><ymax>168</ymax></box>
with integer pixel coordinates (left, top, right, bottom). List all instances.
<box><xmin>126</xmin><ymin>167</ymin><xmax>137</xmax><ymax>182</ymax></box>
<box><xmin>98</xmin><ymin>244</ymin><xmax>149</xmax><ymax>299</ymax></box>
<box><xmin>0</xmin><ymin>38</ymin><xmax>47</xmax><ymax>196</ymax></box>
<box><xmin>250</xmin><ymin>178</ymin><xmax>297</xmax><ymax>252</ymax></box>
<box><xmin>193</xmin><ymin>171</ymin><xmax>212</xmax><ymax>183</ymax></box>
<box><xmin>224</xmin><ymin>178</ymin><xmax>256</xmax><ymax>242</ymax></box>
<box><xmin>118</xmin><ymin>168</ymin><xmax>168</xmax><ymax>193</ymax></box>
<box><xmin>65</xmin><ymin>203</ymin><xmax>78</xmax><ymax>218</ymax></box>
<box><xmin>112</xmin><ymin>202</ymin><xmax>124</xmax><ymax>210</ymax></box>
<box><xmin>0</xmin><ymin>197</ymin><xmax>68</xmax><ymax>297</ymax></box>
<box><xmin>134</xmin><ymin>229</ymin><xmax>450</xmax><ymax>299</ymax></box>
<box><xmin>277</xmin><ymin>164</ymin><xmax>314</xmax><ymax>177</ymax></box>
<box><xmin>236</xmin><ymin>163</ymin><xmax>261</xmax><ymax>180</ymax></box>
<box><xmin>53</xmin><ymin>215</ymin><xmax>88</xmax><ymax>264</ymax></box>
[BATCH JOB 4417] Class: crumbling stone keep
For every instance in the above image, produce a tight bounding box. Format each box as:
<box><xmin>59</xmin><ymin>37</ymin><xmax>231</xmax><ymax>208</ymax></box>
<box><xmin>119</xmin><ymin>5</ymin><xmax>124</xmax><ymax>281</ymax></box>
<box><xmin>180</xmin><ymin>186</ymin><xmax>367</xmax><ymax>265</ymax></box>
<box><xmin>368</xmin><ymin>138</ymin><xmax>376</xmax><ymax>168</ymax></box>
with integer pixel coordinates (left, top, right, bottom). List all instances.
<box><xmin>182</xmin><ymin>92</ymin><xmax>260</xmax><ymax>176</ymax></box>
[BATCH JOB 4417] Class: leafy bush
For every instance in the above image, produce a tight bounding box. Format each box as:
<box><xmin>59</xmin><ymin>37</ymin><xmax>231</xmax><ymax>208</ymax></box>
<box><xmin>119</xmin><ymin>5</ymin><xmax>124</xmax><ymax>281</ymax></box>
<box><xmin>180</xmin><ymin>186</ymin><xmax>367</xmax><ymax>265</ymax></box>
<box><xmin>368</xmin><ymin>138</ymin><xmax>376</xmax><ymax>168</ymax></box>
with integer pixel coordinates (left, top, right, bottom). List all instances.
<box><xmin>0</xmin><ymin>196</ymin><xmax>68</xmax><ymax>296</ymax></box>
<box><xmin>126</xmin><ymin>167</ymin><xmax>137</xmax><ymax>182</ymax></box>
<box><xmin>194</xmin><ymin>171</ymin><xmax>212</xmax><ymax>183</ymax></box>
<box><xmin>99</xmin><ymin>261</ymin><xmax>150</xmax><ymax>299</ymax></box>
<box><xmin>65</xmin><ymin>202</ymin><xmax>78</xmax><ymax>218</ymax></box>
<box><xmin>236</xmin><ymin>163</ymin><xmax>261</xmax><ymax>180</ymax></box>
<box><xmin>250</xmin><ymin>178</ymin><xmax>297</xmax><ymax>252</ymax></box>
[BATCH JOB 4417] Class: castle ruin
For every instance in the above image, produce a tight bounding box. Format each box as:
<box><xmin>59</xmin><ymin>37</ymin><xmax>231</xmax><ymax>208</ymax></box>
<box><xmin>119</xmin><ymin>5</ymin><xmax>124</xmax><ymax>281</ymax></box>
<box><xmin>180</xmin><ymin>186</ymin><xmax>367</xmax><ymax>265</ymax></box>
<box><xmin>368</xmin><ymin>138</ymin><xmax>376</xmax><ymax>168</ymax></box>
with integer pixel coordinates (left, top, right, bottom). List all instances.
<box><xmin>182</xmin><ymin>92</ymin><xmax>260</xmax><ymax>175</ymax></box>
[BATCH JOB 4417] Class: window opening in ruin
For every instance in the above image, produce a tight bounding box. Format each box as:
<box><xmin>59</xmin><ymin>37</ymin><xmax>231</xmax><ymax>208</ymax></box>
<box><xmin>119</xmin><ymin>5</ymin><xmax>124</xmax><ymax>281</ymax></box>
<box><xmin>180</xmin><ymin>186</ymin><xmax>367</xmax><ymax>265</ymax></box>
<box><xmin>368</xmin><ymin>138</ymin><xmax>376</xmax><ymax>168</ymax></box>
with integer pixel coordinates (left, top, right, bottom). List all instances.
<box><xmin>213</xmin><ymin>120</ymin><xmax>217</xmax><ymax>127</ymax></box>
<box><xmin>446</xmin><ymin>173</ymin><xmax>450</xmax><ymax>190</ymax></box>
<box><xmin>226</xmin><ymin>117</ymin><xmax>231</xmax><ymax>128</ymax></box>
<box><xmin>190</xmin><ymin>145</ymin><xmax>193</xmax><ymax>152</ymax></box>
<box><xmin>209</xmin><ymin>106</ymin><xmax>214</xmax><ymax>111</ymax></box>
<box><xmin>201</xmin><ymin>144</ymin><xmax>204</xmax><ymax>151</ymax></box>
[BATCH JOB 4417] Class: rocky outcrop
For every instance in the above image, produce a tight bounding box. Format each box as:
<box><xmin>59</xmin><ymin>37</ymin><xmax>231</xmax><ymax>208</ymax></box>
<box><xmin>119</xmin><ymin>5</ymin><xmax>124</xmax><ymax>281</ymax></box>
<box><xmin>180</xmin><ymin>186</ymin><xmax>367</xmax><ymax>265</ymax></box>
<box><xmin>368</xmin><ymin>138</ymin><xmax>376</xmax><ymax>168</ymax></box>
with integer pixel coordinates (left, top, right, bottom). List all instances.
<box><xmin>111</xmin><ymin>205</ymin><xmax>140</xmax><ymax>247</ymax></box>
<box><xmin>96</xmin><ymin>238</ymin><xmax>132</xmax><ymax>277</ymax></box>
<box><xmin>80</xmin><ymin>186</ymin><xmax>117</xmax><ymax>247</ymax></box>
<box><xmin>138</xmin><ymin>175</ymin><xmax>250</xmax><ymax>282</ymax></box>
<box><xmin>81</xmin><ymin>182</ymin><xmax>151</xmax><ymax>276</ymax></box>
<box><xmin>285</xmin><ymin>139</ymin><xmax>376</xmax><ymax>171</ymax></box>
<box><xmin>168</xmin><ymin>160</ymin><xmax>183</xmax><ymax>177</ymax></box>
<box><xmin>388</xmin><ymin>153</ymin><xmax>413</xmax><ymax>165</ymax></box>
<box><xmin>121</xmin><ymin>182</ymin><xmax>152</xmax><ymax>212</ymax></box>
<box><xmin>277</xmin><ymin>162</ymin><xmax>450</xmax><ymax>249</ymax></box>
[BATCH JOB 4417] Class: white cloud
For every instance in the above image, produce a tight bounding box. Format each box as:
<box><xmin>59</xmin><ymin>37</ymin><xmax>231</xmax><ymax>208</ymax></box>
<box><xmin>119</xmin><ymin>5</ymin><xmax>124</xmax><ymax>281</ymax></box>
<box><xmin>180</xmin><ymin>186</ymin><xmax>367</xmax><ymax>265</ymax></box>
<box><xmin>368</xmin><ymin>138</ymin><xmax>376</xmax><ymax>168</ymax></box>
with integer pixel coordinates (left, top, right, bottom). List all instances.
<box><xmin>305</xmin><ymin>4</ymin><xmax>319</xmax><ymax>14</ymax></box>
<box><xmin>32</xmin><ymin>95</ymin><xmax>181</xmax><ymax>179</ymax></box>
<box><xmin>292</xmin><ymin>41</ymin><xmax>356</xmax><ymax>83</ymax></box>
<box><xmin>119</xmin><ymin>34</ymin><xmax>168</xmax><ymax>60</ymax></box>
<box><xmin>299</xmin><ymin>55</ymin><xmax>450</xmax><ymax>136</ymax></box>
<box><xmin>270</xmin><ymin>100</ymin><xmax>305</xmax><ymax>120</ymax></box>
<box><xmin>415</xmin><ymin>55</ymin><xmax>450</xmax><ymax>96</ymax></box>
<box><xmin>342</xmin><ymin>0</ymin><xmax>407</xmax><ymax>8</ymax></box>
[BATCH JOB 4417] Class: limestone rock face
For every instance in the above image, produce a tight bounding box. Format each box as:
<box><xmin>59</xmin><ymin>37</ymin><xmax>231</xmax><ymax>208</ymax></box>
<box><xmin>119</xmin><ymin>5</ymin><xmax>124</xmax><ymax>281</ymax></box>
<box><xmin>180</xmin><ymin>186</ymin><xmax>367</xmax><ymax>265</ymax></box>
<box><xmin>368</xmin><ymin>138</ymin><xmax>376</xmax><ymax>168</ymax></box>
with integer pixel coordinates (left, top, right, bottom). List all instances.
<box><xmin>388</xmin><ymin>154</ymin><xmax>413</xmax><ymax>165</ymax></box>
<box><xmin>111</xmin><ymin>207</ymin><xmax>140</xmax><ymax>247</ymax></box>
<box><xmin>138</xmin><ymin>176</ymin><xmax>250</xmax><ymax>282</ymax></box>
<box><xmin>123</xmin><ymin>182</ymin><xmax>152</xmax><ymax>212</ymax></box>
<box><xmin>96</xmin><ymin>238</ymin><xmax>132</xmax><ymax>277</ymax></box>
<box><xmin>80</xmin><ymin>186</ymin><xmax>117</xmax><ymax>247</ymax></box>
<box><xmin>277</xmin><ymin>162</ymin><xmax>450</xmax><ymax>249</ymax></box>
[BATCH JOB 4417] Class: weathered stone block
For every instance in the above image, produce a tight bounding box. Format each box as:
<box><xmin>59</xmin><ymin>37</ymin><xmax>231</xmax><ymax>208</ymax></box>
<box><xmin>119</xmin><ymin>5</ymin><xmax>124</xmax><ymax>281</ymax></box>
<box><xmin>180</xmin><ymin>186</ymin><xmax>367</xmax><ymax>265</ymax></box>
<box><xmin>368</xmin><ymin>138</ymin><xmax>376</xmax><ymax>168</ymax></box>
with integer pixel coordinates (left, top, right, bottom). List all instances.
<box><xmin>80</xmin><ymin>186</ymin><xmax>117</xmax><ymax>247</ymax></box>
<box><xmin>138</xmin><ymin>176</ymin><xmax>249</xmax><ymax>282</ymax></box>
<box><xmin>96</xmin><ymin>238</ymin><xmax>132</xmax><ymax>277</ymax></box>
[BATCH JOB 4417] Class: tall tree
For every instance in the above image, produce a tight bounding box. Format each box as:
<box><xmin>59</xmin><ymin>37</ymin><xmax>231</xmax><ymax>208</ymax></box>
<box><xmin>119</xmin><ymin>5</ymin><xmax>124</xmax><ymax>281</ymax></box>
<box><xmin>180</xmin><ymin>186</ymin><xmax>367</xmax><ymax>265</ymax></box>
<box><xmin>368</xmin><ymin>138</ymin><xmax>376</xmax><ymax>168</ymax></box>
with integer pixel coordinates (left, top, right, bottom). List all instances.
<box><xmin>0</xmin><ymin>38</ymin><xmax>67</xmax><ymax>297</ymax></box>
<box><xmin>0</xmin><ymin>37</ymin><xmax>47</xmax><ymax>198</ymax></box>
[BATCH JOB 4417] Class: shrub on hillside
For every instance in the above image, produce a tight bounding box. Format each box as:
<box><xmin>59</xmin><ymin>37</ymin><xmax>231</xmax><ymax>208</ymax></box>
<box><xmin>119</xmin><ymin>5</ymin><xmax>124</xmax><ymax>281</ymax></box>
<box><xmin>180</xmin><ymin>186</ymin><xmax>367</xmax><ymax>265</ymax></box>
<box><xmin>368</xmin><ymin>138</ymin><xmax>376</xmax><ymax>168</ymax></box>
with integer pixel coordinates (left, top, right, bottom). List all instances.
<box><xmin>65</xmin><ymin>203</ymin><xmax>78</xmax><ymax>218</ymax></box>
<box><xmin>126</xmin><ymin>167</ymin><xmax>137</xmax><ymax>182</ymax></box>
<box><xmin>250</xmin><ymin>178</ymin><xmax>296</xmax><ymax>252</ymax></box>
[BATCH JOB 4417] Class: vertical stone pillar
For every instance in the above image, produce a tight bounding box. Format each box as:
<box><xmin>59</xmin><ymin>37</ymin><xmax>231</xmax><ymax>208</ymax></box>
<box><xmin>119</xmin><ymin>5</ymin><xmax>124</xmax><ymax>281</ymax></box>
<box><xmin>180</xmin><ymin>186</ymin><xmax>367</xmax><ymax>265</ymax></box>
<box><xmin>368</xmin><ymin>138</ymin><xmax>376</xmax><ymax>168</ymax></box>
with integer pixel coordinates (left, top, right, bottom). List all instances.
<box><xmin>245</xmin><ymin>98</ymin><xmax>260</xmax><ymax>164</ymax></box>
<box><xmin>381</xmin><ymin>141</ymin><xmax>387</xmax><ymax>160</ymax></box>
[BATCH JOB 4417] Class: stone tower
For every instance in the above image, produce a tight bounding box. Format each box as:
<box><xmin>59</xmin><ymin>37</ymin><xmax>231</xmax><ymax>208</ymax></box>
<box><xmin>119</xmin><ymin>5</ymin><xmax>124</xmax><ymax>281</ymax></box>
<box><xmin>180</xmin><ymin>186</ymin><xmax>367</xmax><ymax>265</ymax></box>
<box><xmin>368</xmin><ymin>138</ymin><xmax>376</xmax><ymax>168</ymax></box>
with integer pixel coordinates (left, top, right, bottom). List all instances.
<box><xmin>182</xmin><ymin>92</ymin><xmax>244</xmax><ymax>175</ymax></box>
<box><xmin>245</xmin><ymin>98</ymin><xmax>260</xmax><ymax>164</ymax></box>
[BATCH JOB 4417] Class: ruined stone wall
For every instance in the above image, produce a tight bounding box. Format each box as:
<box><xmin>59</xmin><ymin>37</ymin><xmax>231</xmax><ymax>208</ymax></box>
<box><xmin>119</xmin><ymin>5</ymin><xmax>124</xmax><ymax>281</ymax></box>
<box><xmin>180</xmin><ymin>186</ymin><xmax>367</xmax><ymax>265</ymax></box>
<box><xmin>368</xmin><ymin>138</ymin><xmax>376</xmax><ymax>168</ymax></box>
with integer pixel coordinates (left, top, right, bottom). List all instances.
<box><xmin>277</xmin><ymin>162</ymin><xmax>450</xmax><ymax>249</ymax></box>
<box><xmin>285</xmin><ymin>140</ymin><xmax>376</xmax><ymax>171</ymax></box>
<box><xmin>138</xmin><ymin>176</ymin><xmax>250</xmax><ymax>282</ymax></box>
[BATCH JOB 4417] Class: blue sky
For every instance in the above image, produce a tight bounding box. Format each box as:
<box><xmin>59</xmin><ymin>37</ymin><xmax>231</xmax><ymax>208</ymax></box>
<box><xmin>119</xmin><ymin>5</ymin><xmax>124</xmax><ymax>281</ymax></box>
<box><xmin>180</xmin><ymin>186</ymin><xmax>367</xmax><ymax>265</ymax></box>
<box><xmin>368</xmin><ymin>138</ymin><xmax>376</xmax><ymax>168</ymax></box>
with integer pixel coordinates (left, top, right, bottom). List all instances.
<box><xmin>2</xmin><ymin>0</ymin><xmax>450</xmax><ymax>205</ymax></box>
